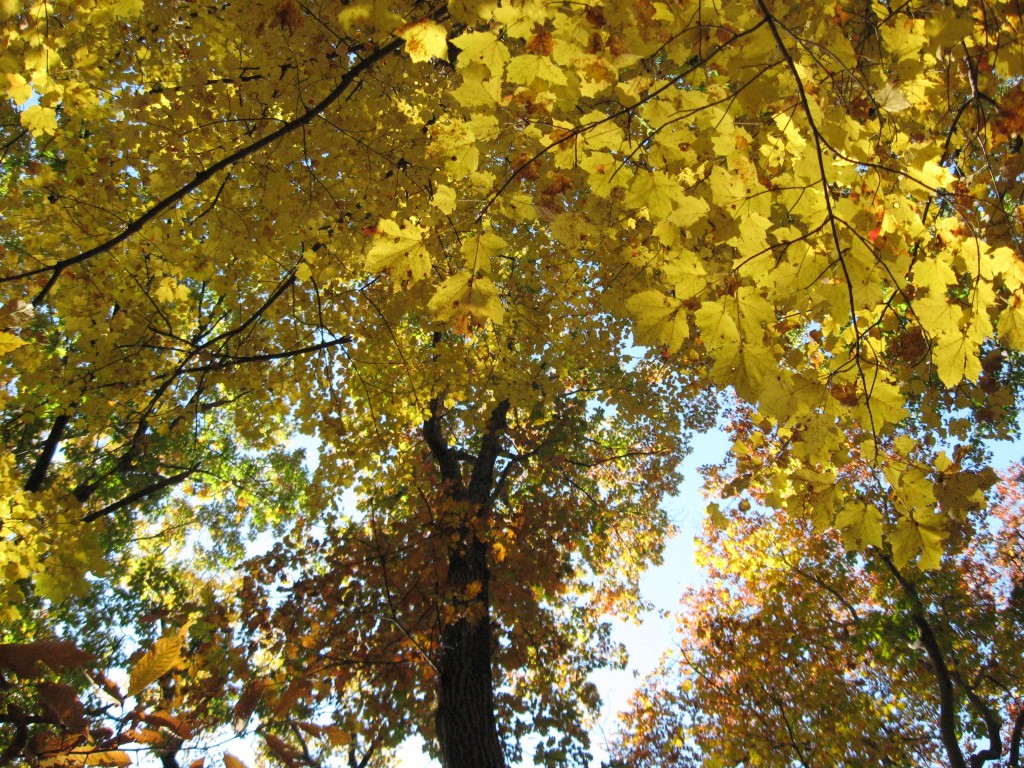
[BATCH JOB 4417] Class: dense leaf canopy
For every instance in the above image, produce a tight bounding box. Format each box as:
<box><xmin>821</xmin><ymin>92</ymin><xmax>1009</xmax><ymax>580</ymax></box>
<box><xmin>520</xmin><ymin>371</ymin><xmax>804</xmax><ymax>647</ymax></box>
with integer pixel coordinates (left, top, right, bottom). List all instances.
<box><xmin>0</xmin><ymin>0</ymin><xmax>1022</xmax><ymax>766</ymax></box>
<box><xmin>614</xmin><ymin>460</ymin><xmax>1024</xmax><ymax>767</ymax></box>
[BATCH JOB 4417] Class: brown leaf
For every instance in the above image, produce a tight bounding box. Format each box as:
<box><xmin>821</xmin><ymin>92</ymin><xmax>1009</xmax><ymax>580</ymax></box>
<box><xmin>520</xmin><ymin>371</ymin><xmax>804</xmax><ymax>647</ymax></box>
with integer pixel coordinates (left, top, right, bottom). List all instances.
<box><xmin>0</xmin><ymin>641</ymin><xmax>94</xmax><ymax>677</ymax></box>
<box><xmin>37</xmin><ymin>682</ymin><xmax>88</xmax><ymax>731</ymax></box>
<box><xmin>232</xmin><ymin>679</ymin><xmax>265</xmax><ymax>731</ymax></box>
<box><xmin>96</xmin><ymin>673</ymin><xmax>124</xmax><ymax>703</ymax></box>
<box><xmin>271</xmin><ymin>679</ymin><xmax>310</xmax><ymax>718</ymax></box>
<box><xmin>263</xmin><ymin>733</ymin><xmax>301</xmax><ymax>767</ymax></box>
<box><xmin>80</xmin><ymin>749</ymin><xmax>132</xmax><ymax>766</ymax></box>
<box><xmin>140</xmin><ymin>710</ymin><xmax>193</xmax><ymax>739</ymax></box>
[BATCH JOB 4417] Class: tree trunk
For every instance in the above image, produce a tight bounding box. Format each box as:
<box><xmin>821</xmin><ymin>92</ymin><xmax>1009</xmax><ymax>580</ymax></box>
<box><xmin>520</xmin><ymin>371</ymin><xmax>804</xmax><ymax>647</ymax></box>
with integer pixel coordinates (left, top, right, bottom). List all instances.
<box><xmin>423</xmin><ymin>399</ymin><xmax>510</xmax><ymax>768</ymax></box>
<box><xmin>435</xmin><ymin>538</ymin><xmax>506</xmax><ymax>768</ymax></box>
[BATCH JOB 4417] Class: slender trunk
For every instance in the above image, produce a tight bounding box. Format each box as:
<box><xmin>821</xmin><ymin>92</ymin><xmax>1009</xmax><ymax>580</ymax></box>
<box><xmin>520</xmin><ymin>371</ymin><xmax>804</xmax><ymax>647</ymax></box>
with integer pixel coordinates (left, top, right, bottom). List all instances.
<box><xmin>879</xmin><ymin>554</ymin><xmax>969</xmax><ymax>768</ymax></box>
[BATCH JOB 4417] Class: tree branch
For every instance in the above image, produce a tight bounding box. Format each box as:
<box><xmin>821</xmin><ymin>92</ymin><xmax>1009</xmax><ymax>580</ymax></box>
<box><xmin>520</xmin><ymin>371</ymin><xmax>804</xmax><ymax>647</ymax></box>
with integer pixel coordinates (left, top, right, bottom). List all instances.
<box><xmin>878</xmin><ymin>553</ymin><xmax>968</xmax><ymax>768</ymax></box>
<box><xmin>23</xmin><ymin>414</ymin><xmax>70</xmax><ymax>493</ymax></box>
<box><xmin>14</xmin><ymin>39</ymin><xmax>404</xmax><ymax>305</ymax></box>
<box><xmin>80</xmin><ymin>469</ymin><xmax>195</xmax><ymax>523</ymax></box>
<box><xmin>422</xmin><ymin>398</ymin><xmax>465</xmax><ymax>493</ymax></box>
<box><xmin>1008</xmin><ymin>705</ymin><xmax>1024</xmax><ymax>768</ymax></box>
<box><xmin>466</xmin><ymin>400</ymin><xmax>510</xmax><ymax>506</ymax></box>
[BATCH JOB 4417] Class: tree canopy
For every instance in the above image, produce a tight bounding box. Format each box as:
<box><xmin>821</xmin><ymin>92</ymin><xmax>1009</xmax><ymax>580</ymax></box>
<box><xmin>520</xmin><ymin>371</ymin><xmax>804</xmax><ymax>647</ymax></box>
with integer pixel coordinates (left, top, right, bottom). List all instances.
<box><xmin>613</xmin><ymin>458</ymin><xmax>1024</xmax><ymax>768</ymax></box>
<box><xmin>0</xmin><ymin>0</ymin><xmax>1022</xmax><ymax>766</ymax></box>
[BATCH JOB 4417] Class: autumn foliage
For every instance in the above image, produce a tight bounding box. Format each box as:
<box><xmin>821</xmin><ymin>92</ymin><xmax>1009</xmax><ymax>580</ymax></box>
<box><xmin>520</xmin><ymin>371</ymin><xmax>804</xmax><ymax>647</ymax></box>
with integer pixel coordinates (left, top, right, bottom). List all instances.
<box><xmin>613</xmin><ymin>463</ymin><xmax>1024</xmax><ymax>768</ymax></box>
<box><xmin>0</xmin><ymin>0</ymin><xmax>1023</xmax><ymax>766</ymax></box>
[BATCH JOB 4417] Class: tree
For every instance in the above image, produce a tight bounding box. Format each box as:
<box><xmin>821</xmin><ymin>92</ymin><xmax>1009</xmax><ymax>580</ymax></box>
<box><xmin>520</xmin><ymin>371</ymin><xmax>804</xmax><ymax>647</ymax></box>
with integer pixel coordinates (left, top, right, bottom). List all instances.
<box><xmin>1</xmin><ymin>0</ymin><xmax>1023</xmax><ymax>765</ymax></box>
<box><xmin>612</xmin><ymin>460</ymin><xmax>1024</xmax><ymax>768</ymax></box>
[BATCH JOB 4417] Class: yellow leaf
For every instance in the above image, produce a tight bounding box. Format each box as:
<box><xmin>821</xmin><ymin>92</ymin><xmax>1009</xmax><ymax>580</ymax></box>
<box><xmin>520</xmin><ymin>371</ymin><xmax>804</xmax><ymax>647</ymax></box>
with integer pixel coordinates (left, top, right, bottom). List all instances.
<box><xmin>432</xmin><ymin>184</ymin><xmax>457</xmax><ymax>216</ymax></box>
<box><xmin>427</xmin><ymin>271</ymin><xmax>504</xmax><ymax>332</ymax></box>
<box><xmin>835</xmin><ymin>499</ymin><xmax>883</xmax><ymax>549</ymax></box>
<box><xmin>998</xmin><ymin>302</ymin><xmax>1024</xmax><ymax>349</ymax></box>
<box><xmin>625</xmin><ymin>171</ymin><xmax>682</xmax><ymax>220</ymax></box>
<box><xmin>890</xmin><ymin>519</ymin><xmax>921</xmax><ymax>569</ymax></box>
<box><xmin>223</xmin><ymin>755</ymin><xmax>247</xmax><ymax>768</ymax></box>
<box><xmin>337</xmin><ymin>0</ymin><xmax>401</xmax><ymax>32</ymax></box>
<box><xmin>0</xmin><ymin>331</ymin><xmax>26</xmax><ymax>355</ymax></box>
<box><xmin>21</xmin><ymin>105</ymin><xmax>57</xmax><ymax>137</ymax></box>
<box><xmin>505</xmin><ymin>54</ymin><xmax>568</xmax><ymax>86</ymax></box>
<box><xmin>728</xmin><ymin>212</ymin><xmax>772</xmax><ymax>258</ymax></box>
<box><xmin>459</xmin><ymin>232</ymin><xmax>506</xmax><ymax>274</ymax></box>
<box><xmin>931</xmin><ymin>331</ymin><xmax>980</xmax><ymax>388</ymax></box>
<box><xmin>917</xmin><ymin>515</ymin><xmax>946</xmax><ymax>570</ymax></box>
<box><xmin>874</xmin><ymin>81</ymin><xmax>912</xmax><ymax>112</ymax></box>
<box><xmin>112</xmin><ymin>0</ymin><xmax>143</xmax><ymax>17</ymax></box>
<box><xmin>694</xmin><ymin>300</ymin><xmax>739</xmax><ymax>353</ymax></box>
<box><xmin>452</xmin><ymin>31</ymin><xmax>510</xmax><ymax>77</ymax></box>
<box><xmin>364</xmin><ymin>219</ymin><xmax>432</xmax><ymax>287</ymax></box>
<box><xmin>126</xmin><ymin>624</ymin><xmax>190</xmax><ymax>698</ymax></box>
<box><xmin>6</xmin><ymin>74</ymin><xmax>32</xmax><ymax>105</ymax></box>
<box><xmin>626</xmin><ymin>290</ymin><xmax>688</xmax><ymax>353</ymax></box>
<box><xmin>396</xmin><ymin>19</ymin><xmax>448</xmax><ymax>63</ymax></box>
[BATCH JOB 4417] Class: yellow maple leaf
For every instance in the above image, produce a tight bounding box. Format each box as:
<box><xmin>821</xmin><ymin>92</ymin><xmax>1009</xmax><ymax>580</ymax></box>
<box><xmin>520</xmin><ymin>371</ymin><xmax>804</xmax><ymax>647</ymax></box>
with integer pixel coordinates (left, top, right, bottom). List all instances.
<box><xmin>427</xmin><ymin>271</ymin><xmax>504</xmax><ymax>332</ymax></box>
<box><xmin>626</xmin><ymin>290</ymin><xmax>689</xmax><ymax>353</ymax></box>
<box><xmin>452</xmin><ymin>31</ymin><xmax>510</xmax><ymax>76</ymax></box>
<box><xmin>337</xmin><ymin>0</ymin><xmax>402</xmax><ymax>32</ymax></box>
<box><xmin>0</xmin><ymin>331</ymin><xmax>26</xmax><ymax>356</ymax></box>
<box><xmin>432</xmin><ymin>185</ymin><xmax>458</xmax><ymax>216</ymax></box>
<box><xmin>694</xmin><ymin>299</ymin><xmax>740</xmax><ymax>353</ymax></box>
<box><xmin>396</xmin><ymin>19</ymin><xmax>448</xmax><ymax>63</ymax></box>
<box><xmin>112</xmin><ymin>0</ymin><xmax>144</xmax><ymax>17</ymax></box>
<box><xmin>890</xmin><ymin>518</ymin><xmax>921</xmax><ymax>569</ymax></box>
<box><xmin>997</xmin><ymin>300</ymin><xmax>1024</xmax><ymax>349</ymax></box>
<box><xmin>365</xmin><ymin>219</ymin><xmax>433</xmax><ymax>287</ymax></box>
<box><xmin>625</xmin><ymin>170</ymin><xmax>682</xmax><ymax>220</ymax></box>
<box><xmin>505</xmin><ymin>54</ymin><xmax>568</xmax><ymax>86</ymax></box>
<box><xmin>21</xmin><ymin>104</ymin><xmax>57</xmax><ymax>137</ymax></box>
<box><xmin>931</xmin><ymin>331</ymin><xmax>980</xmax><ymax>388</ymax></box>
<box><xmin>460</xmin><ymin>232</ymin><xmax>506</xmax><ymax>274</ymax></box>
<box><xmin>6</xmin><ymin>74</ymin><xmax>32</xmax><ymax>105</ymax></box>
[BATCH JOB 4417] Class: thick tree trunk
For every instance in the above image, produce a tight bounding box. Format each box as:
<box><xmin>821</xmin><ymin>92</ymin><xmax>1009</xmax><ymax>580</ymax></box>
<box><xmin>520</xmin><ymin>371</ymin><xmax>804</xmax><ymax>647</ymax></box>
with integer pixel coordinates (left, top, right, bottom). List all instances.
<box><xmin>423</xmin><ymin>399</ymin><xmax>510</xmax><ymax>768</ymax></box>
<box><xmin>435</xmin><ymin>539</ymin><xmax>506</xmax><ymax>768</ymax></box>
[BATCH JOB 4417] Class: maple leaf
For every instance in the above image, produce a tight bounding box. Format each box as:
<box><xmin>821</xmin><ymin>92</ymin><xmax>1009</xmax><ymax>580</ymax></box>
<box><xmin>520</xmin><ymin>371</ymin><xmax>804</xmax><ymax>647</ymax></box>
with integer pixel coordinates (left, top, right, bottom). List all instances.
<box><xmin>364</xmin><ymin>218</ymin><xmax>433</xmax><ymax>287</ymax></box>
<box><xmin>21</xmin><ymin>104</ymin><xmax>58</xmax><ymax>137</ymax></box>
<box><xmin>0</xmin><ymin>331</ymin><xmax>26</xmax><ymax>355</ymax></box>
<box><xmin>396</xmin><ymin>19</ymin><xmax>449</xmax><ymax>63</ymax></box>
<box><xmin>427</xmin><ymin>271</ymin><xmax>504</xmax><ymax>332</ymax></box>
<box><xmin>626</xmin><ymin>290</ymin><xmax>688</xmax><ymax>353</ymax></box>
<box><xmin>6</xmin><ymin>74</ymin><xmax>33</xmax><ymax>105</ymax></box>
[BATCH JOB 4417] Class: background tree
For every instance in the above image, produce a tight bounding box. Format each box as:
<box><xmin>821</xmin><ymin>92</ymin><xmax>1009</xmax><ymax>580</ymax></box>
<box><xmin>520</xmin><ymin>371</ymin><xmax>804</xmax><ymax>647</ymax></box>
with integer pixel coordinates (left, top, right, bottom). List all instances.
<box><xmin>613</xmin><ymin>450</ymin><xmax>1024</xmax><ymax>768</ymax></box>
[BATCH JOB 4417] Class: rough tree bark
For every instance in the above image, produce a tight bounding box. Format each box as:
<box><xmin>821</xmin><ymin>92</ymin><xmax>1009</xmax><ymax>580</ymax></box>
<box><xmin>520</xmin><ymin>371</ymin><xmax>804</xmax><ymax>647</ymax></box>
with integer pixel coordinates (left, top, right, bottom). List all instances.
<box><xmin>423</xmin><ymin>399</ymin><xmax>510</xmax><ymax>768</ymax></box>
